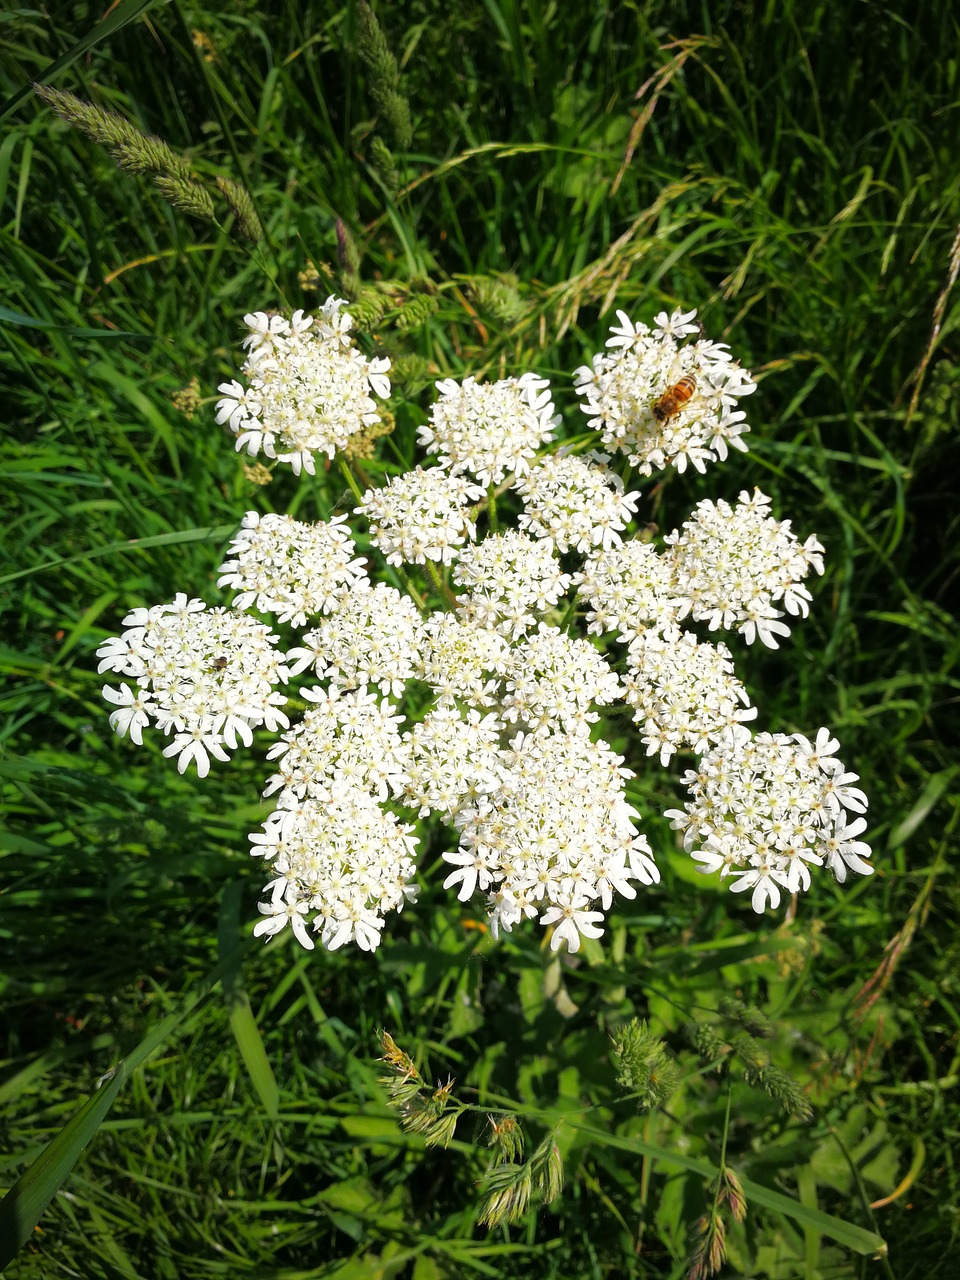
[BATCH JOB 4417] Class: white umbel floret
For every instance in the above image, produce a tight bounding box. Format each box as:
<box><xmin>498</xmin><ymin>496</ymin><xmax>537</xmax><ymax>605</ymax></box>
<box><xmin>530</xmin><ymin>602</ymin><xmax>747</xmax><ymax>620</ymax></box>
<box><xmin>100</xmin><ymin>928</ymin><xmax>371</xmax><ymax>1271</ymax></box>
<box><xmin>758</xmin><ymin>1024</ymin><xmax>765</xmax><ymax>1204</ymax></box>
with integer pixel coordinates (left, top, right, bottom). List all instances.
<box><xmin>286</xmin><ymin>582</ymin><xmax>424</xmax><ymax>697</ymax></box>
<box><xmin>664</xmin><ymin>725</ymin><xmax>872</xmax><ymax>913</ymax></box>
<box><xmin>215</xmin><ymin>299</ymin><xmax>390</xmax><ymax>475</ymax></box>
<box><xmin>574</xmin><ymin>307</ymin><xmax>755</xmax><ymax>475</ymax></box>
<box><xmin>452</xmin><ymin>530</ymin><xmax>572</xmax><ymax>639</ymax></box>
<box><xmin>355</xmin><ymin>466</ymin><xmax>483</xmax><ymax>566</ymax></box>
<box><xmin>97</xmin><ymin>594</ymin><xmax>289</xmax><ymax>776</ymax></box>
<box><xmin>446</xmin><ymin>732</ymin><xmax>659</xmax><ymax>952</ymax></box>
<box><xmin>515</xmin><ymin>453</ymin><xmax>639</xmax><ymax>553</ymax></box>
<box><xmin>623</xmin><ymin>626</ymin><xmax>757</xmax><ymax>764</ymax></box>
<box><xmin>217</xmin><ymin>511</ymin><xmax>368</xmax><ymax>627</ymax></box>
<box><xmin>664</xmin><ymin>488</ymin><xmax>825</xmax><ymax>648</ymax></box>
<box><xmin>251</xmin><ymin>788</ymin><xmax>419</xmax><ymax>954</ymax></box>
<box><xmin>418</xmin><ymin>372</ymin><xmax>559</xmax><ymax>485</ymax></box>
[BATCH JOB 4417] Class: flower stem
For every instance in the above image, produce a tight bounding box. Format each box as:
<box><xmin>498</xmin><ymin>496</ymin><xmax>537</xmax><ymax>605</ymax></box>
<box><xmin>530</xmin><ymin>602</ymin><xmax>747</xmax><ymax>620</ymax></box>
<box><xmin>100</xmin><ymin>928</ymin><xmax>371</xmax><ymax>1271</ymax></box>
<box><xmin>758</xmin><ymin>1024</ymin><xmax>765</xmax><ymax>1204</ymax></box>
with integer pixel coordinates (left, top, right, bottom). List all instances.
<box><xmin>487</xmin><ymin>483</ymin><xmax>499</xmax><ymax>533</ymax></box>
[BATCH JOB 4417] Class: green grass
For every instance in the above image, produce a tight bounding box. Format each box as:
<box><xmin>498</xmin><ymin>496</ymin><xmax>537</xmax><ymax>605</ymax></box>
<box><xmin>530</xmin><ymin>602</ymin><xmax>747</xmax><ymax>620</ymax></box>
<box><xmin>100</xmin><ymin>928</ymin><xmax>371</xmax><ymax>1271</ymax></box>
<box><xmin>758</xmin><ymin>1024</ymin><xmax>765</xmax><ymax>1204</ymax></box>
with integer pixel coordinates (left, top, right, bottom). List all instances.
<box><xmin>2</xmin><ymin>0</ymin><xmax>959</xmax><ymax>1275</ymax></box>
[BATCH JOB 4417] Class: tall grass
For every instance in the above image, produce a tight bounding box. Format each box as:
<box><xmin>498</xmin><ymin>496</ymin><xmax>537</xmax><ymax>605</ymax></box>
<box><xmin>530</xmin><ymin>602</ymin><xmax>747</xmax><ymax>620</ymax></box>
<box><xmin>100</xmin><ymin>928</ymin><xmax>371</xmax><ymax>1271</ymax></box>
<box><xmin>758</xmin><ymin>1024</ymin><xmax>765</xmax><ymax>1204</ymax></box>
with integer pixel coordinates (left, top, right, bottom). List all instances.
<box><xmin>2</xmin><ymin>1</ymin><xmax>958</xmax><ymax>1275</ymax></box>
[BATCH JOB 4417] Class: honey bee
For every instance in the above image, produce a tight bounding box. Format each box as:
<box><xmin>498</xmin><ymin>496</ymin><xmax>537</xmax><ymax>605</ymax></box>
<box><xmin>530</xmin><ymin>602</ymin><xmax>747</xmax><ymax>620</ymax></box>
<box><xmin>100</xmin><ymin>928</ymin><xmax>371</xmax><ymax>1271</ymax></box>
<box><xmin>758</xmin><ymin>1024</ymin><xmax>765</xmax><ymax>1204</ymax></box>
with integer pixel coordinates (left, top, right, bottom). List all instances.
<box><xmin>652</xmin><ymin>373</ymin><xmax>697</xmax><ymax>422</ymax></box>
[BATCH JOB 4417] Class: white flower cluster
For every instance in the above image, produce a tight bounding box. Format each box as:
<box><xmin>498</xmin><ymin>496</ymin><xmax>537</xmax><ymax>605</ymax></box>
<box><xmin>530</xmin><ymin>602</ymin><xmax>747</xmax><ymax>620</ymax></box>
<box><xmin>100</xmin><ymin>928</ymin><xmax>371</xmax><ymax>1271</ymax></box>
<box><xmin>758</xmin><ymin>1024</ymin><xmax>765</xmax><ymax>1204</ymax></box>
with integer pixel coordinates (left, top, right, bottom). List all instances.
<box><xmin>415</xmin><ymin>614</ymin><xmax>509</xmax><ymax>707</ymax></box>
<box><xmin>452</xmin><ymin>531</ymin><xmax>572</xmax><ymax>638</ymax></box>
<box><xmin>419</xmin><ymin>373</ymin><xmax>558</xmax><ymax>485</ymax></box>
<box><xmin>251</xmin><ymin>792</ymin><xmax>419</xmax><ymax>952</ymax></box>
<box><xmin>575</xmin><ymin>308</ymin><xmax>756</xmax><ymax>475</ymax></box>
<box><xmin>515</xmin><ymin>453</ymin><xmax>639</xmax><ymax>553</ymax></box>
<box><xmin>576</xmin><ymin>540</ymin><xmax>680</xmax><ymax>640</ymax></box>
<box><xmin>217</xmin><ymin>511</ymin><xmax>367</xmax><ymax>626</ymax></box>
<box><xmin>355</xmin><ymin>466</ymin><xmax>482</xmax><ymax>565</ymax></box>
<box><xmin>665</xmin><ymin>489</ymin><xmax>825</xmax><ymax>648</ymax></box>
<box><xmin>215</xmin><ymin>299</ymin><xmax>391</xmax><ymax>475</ymax></box>
<box><xmin>666</xmin><ymin>727</ymin><xmax>873</xmax><ymax>913</ymax></box>
<box><xmin>501</xmin><ymin>625</ymin><xmax>622</xmax><ymax>736</ymax></box>
<box><xmin>287</xmin><ymin>583</ymin><xmax>423</xmax><ymax>697</ymax></box>
<box><xmin>624</xmin><ymin>627</ymin><xmax>757</xmax><ymax>764</ymax></box>
<box><xmin>252</xmin><ymin>688</ymin><xmax>418</xmax><ymax>952</ymax></box>
<box><xmin>401</xmin><ymin>707</ymin><xmax>503</xmax><ymax>820</ymax></box>
<box><xmin>445</xmin><ymin>733</ymin><xmax>659</xmax><ymax>952</ymax></box>
<box><xmin>100</xmin><ymin>298</ymin><xmax>872</xmax><ymax>952</ymax></box>
<box><xmin>97</xmin><ymin>594</ymin><xmax>289</xmax><ymax>777</ymax></box>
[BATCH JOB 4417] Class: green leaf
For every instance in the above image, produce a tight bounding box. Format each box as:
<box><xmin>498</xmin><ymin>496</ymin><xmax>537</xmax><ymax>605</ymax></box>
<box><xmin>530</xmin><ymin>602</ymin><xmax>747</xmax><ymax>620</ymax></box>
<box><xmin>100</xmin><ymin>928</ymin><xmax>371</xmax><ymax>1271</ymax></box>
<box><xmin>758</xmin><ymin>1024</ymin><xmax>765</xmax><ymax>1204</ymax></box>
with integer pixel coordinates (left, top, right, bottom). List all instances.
<box><xmin>0</xmin><ymin>525</ymin><xmax>234</xmax><ymax>588</ymax></box>
<box><xmin>571</xmin><ymin>1122</ymin><xmax>886</xmax><ymax>1257</ymax></box>
<box><xmin>0</xmin><ymin>939</ymin><xmax>249</xmax><ymax>1270</ymax></box>
<box><xmin>0</xmin><ymin>1060</ymin><xmax>127</xmax><ymax>1270</ymax></box>
<box><xmin>0</xmin><ymin>304</ymin><xmax>160</xmax><ymax>343</ymax></box>
<box><xmin>218</xmin><ymin>883</ymin><xmax>280</xmax><ymax>1120</ymax></box>
<box><xmin>0</xmin><ymin>0</ymin><xmax>160</xmax><ymax>124</ymax></box>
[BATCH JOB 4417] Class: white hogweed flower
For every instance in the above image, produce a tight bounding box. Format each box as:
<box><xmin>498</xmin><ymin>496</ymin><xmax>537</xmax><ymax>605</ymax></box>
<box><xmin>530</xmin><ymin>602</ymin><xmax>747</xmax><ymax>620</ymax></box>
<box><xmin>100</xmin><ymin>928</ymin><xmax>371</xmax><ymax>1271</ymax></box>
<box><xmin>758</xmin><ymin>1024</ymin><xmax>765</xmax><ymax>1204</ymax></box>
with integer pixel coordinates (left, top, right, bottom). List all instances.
<box><xmin>500</xmin><ymin>624</ymin><xmax>622</xmax><ymax>736</ymax></box>
<box><xmin>286</xmin><ymin>582</ymin><xmax>424</xmax><ymax>697</ymax></box>
<box><xmin>97</xmin><ymin>595</ymin><xmax>289</xmax><ymax>777</ymax></box>
<box><xmin>355</xmin><ymin>465</ymin><xmax>483</xmax><ymax>565</ymax></box>
<box><xmin>514</xmin><ymin>452</ymin><xmax>640</xmax><ymax>553</ymax></box>
<box><xmin>400</xmin><ymin>707</ymin><xmax>504</xmax><ymax>820</ymax></box>
<box><xmin>623</xmin><ymin>626</ymin><xmax>757</xmax><ymax>764</ymax></box>
<box><xmin>217</xmin><ymin>511</ymin><xmax>368</xmax><ymax>627</ymax></box>
<box><xmin>452</xmin><ymin>530</ymin><xmax>572</xmax><ymax>639</ymax></box>
<box><xmin>447</xmin><ymin>732</ymin><xmax>659</xmax><ymax>952</ymax></box>
<box><xmin>664</xmin><ymin>488</ymin><xmax>825</xmax><ymax>648</ymax></box>
<box><xmin>216</xmin><ymin>299</ymin><xmax>391</xmax><ymax>475</ymax></box>
<box><xmin>576</xmin><ymin>539</ymin><xmax>680</xmax><ymax>640</ymax></box>
<box><xmin>100</xmin><ymin>299</ymin><xmax>871</xmax><ymax>952</ymax></box>
<box><xmin>665</xmin><ymin>725</ymin><xmax>872</xmax><ymax>913</ymax></box>
<box><xmin>415</xmin><ymin>613</ymin><xmax>510</xmax><ymax>707</ymax></box>
<box><xmin>261</xmin><ymin>685</ymin><xmax>409</xmax><ymax>805</ymax></box>
<box><xmin>574</xmin><ymin>306</ymin><xmax>755</xmax><ymax>475</ymax></box>
<box><xmin>251</xmin><ymin>790</ymin><xmax>420</xmax><ymax>953</ymax></box>
<box><xmin>418</xmin><ymin>372</ymin><xmax>559</xmax><ymax>485</ymax></box>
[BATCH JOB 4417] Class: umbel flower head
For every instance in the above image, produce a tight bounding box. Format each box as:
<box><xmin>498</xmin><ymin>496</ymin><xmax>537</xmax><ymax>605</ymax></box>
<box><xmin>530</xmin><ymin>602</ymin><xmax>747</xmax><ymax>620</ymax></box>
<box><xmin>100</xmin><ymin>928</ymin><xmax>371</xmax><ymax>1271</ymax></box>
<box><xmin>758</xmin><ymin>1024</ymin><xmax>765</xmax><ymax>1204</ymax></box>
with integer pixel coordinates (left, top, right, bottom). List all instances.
<box><xmin>217</xmin><ymin>511</ymin><xmax>368</xmax><ymax>626</ymax></box>
<box><xmin>97</xmin><ymin>594</ymin><xmax>289</xmax><ymax>777</ymax></box>
<box><xmin>666</xmin><ymin>726</ymin><xmax>873</xmax><ymax>912</ymax></box>
<box><xmin>215</xmin><ymin>297</ymin><xmax>391</xmax><ymax>475</ymax></box>
<box><xmin>574</xmin><ymin>307</ymin><xmax>756</xmax><ymax>475</ymax></box>
<box><xmin>98</xmin><ymin>296</ymin><xmax>872</xmax><ymax>952</ymax></box>
<box><xmin>418</xmin><ymin>372</ymin><xmax>559</xmax><ymax>485</ymax></box>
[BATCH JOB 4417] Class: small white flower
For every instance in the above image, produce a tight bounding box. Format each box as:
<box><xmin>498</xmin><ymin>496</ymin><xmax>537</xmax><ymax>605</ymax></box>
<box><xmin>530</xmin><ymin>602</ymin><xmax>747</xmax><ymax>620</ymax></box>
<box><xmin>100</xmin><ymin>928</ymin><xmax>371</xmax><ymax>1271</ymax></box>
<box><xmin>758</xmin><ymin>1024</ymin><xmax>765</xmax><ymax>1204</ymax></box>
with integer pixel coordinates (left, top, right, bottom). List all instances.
<box><xmin>419</xmin><ymin>372</ymin><xmax>559</xmax><ymax>485</ymax></box>
<box><xmin>819</xmin><ymin>815</ymin><xmax>874</xmax><ymax>882</ymax></box>
<box><xmin>356</xmin><ymin>467</ymin><xmax>482</xmax><ymax>566</ymax></box>
<box><xmin>102</xmin><ymin>683</ymin><xmax>152</xmax><ymax>745</ymax></box>
<box><xmin>575</xmin><ymin>307</ymin><xmax>755</xmax><ymax>475</ymax></box>
<box><xmin>216</xmin><ymin>298</ymin><xmax>390</xmax><ymax>474</ymax></box>
<box><xmin>253</xmin><ymin>886</ymin><xmax>315</xmax><ymax>950</ymax></box>
<box><xmin>539</xmin><ymin>896</ymin><xmax>606</xmax><ymax>953</ymax></box>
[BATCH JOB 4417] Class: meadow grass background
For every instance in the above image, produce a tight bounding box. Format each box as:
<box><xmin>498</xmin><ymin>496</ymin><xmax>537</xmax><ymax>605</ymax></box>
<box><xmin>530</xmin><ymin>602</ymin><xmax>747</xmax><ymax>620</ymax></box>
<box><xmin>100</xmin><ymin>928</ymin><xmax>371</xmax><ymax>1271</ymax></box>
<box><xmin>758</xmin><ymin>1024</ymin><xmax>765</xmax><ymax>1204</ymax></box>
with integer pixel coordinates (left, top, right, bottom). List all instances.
<box><xmin>1</xmin><ymin>1</ymin><xmax>959</xmax><ymax>1276</ymax></box>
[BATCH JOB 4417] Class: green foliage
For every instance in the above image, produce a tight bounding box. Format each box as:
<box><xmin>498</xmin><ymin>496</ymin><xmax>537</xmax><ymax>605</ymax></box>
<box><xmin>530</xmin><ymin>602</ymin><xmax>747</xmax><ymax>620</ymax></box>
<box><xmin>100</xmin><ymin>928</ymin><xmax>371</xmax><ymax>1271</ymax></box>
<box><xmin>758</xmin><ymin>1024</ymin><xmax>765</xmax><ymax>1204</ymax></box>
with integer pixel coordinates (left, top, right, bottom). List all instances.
<box><xmin>2</xmin><ymin>0</ymin><xmax>959</xmax><ymax>1276</ymax></box>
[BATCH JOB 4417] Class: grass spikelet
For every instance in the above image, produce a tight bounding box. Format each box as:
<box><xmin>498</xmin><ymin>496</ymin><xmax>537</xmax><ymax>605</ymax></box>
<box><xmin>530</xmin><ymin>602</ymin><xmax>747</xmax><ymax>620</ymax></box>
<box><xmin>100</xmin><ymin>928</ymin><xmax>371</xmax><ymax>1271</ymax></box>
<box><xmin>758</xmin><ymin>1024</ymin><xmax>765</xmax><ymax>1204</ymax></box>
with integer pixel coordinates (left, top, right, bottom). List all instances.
<box><xmin>216</xmin><ymin>175</ymin><xmax>263</xmax><ymax>243</ymax></box>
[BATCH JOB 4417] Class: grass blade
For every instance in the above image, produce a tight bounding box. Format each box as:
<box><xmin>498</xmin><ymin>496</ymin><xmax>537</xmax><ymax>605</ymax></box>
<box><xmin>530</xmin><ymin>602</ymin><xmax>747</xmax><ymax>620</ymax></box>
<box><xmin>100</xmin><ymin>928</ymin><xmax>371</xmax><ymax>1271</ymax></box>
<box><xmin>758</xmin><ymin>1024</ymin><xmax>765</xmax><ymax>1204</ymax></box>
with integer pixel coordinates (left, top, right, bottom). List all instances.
<box><xmin>0</xmin><ymin>0</ymin><xmax>159</xmax><ymax>123</ymax></box>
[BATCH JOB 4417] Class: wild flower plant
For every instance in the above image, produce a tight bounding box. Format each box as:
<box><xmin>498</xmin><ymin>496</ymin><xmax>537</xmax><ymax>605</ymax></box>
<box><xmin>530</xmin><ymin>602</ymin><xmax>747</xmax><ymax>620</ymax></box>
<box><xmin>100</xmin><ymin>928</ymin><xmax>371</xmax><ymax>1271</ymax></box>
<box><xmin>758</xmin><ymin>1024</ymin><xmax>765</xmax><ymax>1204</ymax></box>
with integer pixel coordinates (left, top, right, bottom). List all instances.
<box><xmin>98</xmin><ymin>299</ymin><xmax>873</xmax><ymax>955</ymax></box>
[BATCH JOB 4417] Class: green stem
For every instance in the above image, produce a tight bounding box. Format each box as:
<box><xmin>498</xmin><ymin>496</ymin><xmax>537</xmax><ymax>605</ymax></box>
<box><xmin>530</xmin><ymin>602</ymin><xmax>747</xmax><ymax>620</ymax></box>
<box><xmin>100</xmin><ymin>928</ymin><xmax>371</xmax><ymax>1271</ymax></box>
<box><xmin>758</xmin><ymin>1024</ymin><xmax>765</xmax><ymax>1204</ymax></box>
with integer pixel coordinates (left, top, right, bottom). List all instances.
<box><xmin>486</xmin><ymin>483</ymin><xmax>499</xmax><ymax>533</ymax></box>
<box><xmin>426</xmin><ymin>560</ymin><xmax>461</xmax><ymax>611</ymax></box>
<box><xmin>338</xmin><ymin>455</ymin><xmax>366</xmax><ymax>505</ymax></box>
